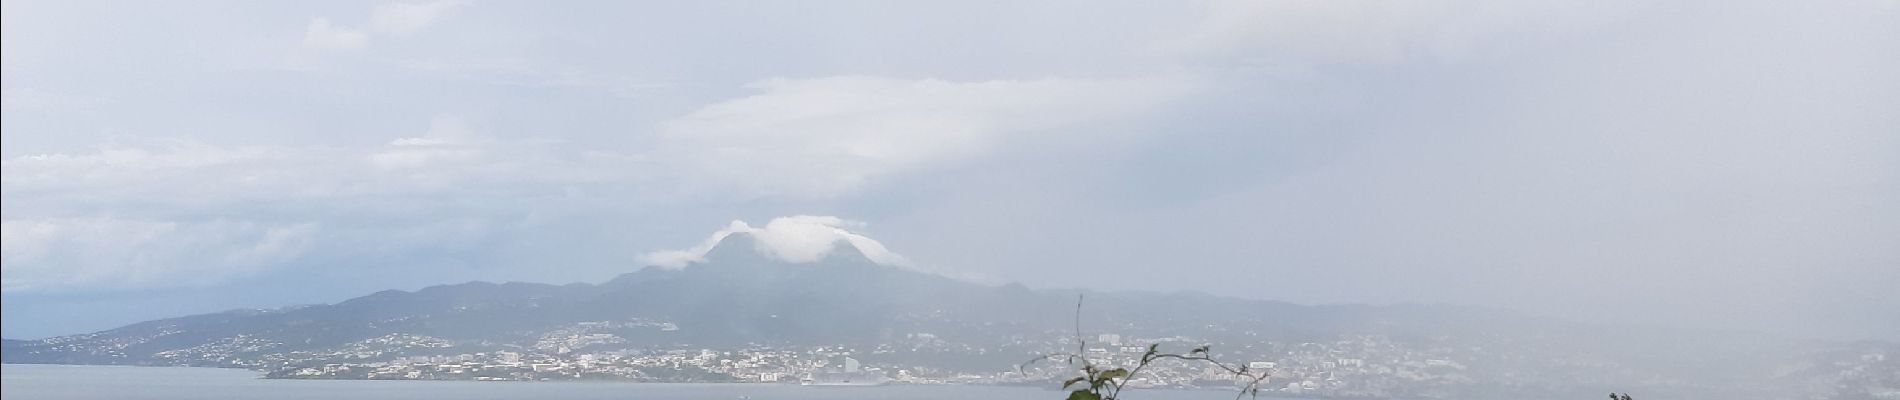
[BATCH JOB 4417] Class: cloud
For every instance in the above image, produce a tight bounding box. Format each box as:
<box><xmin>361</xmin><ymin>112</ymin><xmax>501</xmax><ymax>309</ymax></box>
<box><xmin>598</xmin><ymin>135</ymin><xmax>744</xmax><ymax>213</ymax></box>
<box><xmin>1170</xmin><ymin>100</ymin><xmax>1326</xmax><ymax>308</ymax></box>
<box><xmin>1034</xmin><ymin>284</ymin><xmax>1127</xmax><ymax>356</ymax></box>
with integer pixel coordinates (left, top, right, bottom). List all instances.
<box><xmin>1</xmin><ymin>218</ymin><xmax>317</xmax><ymax>292</ymax></box>
<box><xmin>0</xmin><ymin>72</ymin><xmax>1192</xmax><ymax>292</ymax></box>
<box><xmin>301</xmin><ymin>1</ymin><xmax>463</xmax><ymax>51</ymax></box>
<box><xmin>370</xmin><ymin>0</ymin><xmax>466</xmax><ymax>36</ymax></box>
<box><xmin>638</xmin><ymin>216</ymin><xmax>910</xmax><ymax>269</ymax></box>
<box><xmin>2</xmin><ymin>117</ymin><xmax>630</xmax><ymax>208</ymax></box>
<box><xmin>0</xmin><ymin>117</ymin><xmax>645</xmax><ymax>292</ymax></box>
<box><xmin>302</xmin><ymin>17</ymin><xmax>369</xmax><ymax>51</ymax></box>
<box><xmin>369</xmin><ymin>115</ymin><xmax>489</xmax><ymax>169</ymax></box>
<box><xmin>1</xmin><ymin>140</ymin><xmax>316</xmax><ymax>203</ymax></box>
<box><xmin>4</xmin><ymin>0</ymin><xmax>1895</xmax><ymax>339</ymax></box>
<box><xmin>653</xmin><ymin>76</ymin><xmax>1191</xmax><ymax>198</ymax></box>
<box><xmin>1174</xmin><ymin>0</ymin><xmax>1624</xmax><ymax>65</ymax></box>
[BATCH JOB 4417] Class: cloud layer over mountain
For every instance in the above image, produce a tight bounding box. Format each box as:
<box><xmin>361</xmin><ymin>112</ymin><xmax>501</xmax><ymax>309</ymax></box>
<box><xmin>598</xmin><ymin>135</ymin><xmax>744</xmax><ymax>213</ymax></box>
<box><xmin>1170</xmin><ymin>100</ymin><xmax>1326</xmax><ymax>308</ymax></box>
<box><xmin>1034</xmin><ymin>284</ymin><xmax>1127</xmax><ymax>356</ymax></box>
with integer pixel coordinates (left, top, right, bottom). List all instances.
<box><xmin>638</xmin><ymin>216</ymin><xmax>910</xmax><ymax>269</ymax></box>
<box><xmin>2</xmin><ymin>0</ymin><xmax>1894</xmax><ymax>340</ymax></box>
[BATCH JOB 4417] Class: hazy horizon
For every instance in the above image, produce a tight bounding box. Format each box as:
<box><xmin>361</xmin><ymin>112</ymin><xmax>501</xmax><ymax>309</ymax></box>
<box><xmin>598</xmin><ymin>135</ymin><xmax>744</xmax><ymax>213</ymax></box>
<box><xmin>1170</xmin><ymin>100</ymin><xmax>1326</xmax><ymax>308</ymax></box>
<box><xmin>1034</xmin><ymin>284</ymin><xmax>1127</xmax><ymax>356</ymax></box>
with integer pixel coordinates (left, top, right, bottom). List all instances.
<box><xmin>4</xmin><ymin>0</ymin><xmax>1897</xmax><ymax>344</ymax></box>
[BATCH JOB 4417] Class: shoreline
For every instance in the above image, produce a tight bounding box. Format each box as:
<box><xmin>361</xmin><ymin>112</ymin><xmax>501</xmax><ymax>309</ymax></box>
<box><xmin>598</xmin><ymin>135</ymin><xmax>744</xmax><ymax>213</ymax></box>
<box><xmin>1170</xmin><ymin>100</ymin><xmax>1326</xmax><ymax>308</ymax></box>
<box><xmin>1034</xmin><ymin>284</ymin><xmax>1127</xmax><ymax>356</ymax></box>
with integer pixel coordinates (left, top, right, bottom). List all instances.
<box><xmin>3</xmin><ymin>363</ymin><xmax>1354</xmax><ymax>399</ymax></box>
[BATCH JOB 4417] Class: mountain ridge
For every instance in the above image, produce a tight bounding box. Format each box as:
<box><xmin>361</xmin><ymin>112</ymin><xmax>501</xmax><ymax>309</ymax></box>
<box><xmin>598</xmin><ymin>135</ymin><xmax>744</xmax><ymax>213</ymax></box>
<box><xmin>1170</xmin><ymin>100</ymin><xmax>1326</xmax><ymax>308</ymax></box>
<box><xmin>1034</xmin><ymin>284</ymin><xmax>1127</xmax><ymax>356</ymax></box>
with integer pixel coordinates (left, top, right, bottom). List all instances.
<box><xmin>0</xmin><ymin>231</ymin><xmax>1519</xmax><ymax>362</ymax></box>
<box><xmin>2</xmin><ymin>230</ymin><xmax>1891</xmax><ymax>399</ymax></box>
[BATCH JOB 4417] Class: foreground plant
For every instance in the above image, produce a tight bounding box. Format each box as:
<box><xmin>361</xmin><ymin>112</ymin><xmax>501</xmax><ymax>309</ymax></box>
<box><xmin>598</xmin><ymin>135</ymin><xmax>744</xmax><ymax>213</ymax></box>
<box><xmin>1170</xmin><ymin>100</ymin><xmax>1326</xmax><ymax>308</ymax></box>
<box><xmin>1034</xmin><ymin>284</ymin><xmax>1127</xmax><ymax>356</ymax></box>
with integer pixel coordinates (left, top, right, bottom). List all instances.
<box><xmin>1021</xmin><ymin>295</ymin><xmax>1269</xmax><ymax>400</ymax></box>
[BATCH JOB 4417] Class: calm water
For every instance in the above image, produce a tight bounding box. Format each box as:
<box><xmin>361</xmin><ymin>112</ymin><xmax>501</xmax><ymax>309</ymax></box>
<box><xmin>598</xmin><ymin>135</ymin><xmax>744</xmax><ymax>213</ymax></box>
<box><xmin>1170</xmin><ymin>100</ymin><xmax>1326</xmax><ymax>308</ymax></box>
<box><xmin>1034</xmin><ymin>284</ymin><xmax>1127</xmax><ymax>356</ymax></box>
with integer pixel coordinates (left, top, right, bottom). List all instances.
<box><xmin>0</xmin><ymin>364</ymin><xmax>1275</xmax><ymax>400</ymax></box>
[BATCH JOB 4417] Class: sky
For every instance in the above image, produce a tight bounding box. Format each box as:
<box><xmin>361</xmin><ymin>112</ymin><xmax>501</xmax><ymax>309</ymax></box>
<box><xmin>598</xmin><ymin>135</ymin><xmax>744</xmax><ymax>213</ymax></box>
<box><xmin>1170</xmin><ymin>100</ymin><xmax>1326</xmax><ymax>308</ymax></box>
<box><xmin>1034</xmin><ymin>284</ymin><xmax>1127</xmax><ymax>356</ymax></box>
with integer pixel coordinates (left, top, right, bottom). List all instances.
<box><xmin>2</xmin><ymin>0</ymin><xmax>1896</xmax><ymax>340</ymax></box>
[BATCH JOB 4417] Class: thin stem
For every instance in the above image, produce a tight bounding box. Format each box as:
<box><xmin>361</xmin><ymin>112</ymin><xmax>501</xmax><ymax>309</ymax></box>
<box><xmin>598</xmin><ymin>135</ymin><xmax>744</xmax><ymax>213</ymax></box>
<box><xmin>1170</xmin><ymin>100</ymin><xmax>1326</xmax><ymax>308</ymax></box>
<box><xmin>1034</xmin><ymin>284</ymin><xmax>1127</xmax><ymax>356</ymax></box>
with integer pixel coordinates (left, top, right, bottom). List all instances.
<box><xmin>1074</xmin><ymin>294</ymin><xmax>1086</xmax><ymax>358</ymax></box>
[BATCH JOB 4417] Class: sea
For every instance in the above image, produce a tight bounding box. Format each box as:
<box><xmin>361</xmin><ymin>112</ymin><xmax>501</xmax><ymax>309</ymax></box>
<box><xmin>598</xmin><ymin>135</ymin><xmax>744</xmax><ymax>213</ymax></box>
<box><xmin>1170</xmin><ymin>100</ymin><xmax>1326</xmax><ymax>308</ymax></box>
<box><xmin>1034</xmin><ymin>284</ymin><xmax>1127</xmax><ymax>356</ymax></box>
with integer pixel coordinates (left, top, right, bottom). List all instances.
<box><xmin>0</xmin><ymin>364</ymin><xmax>1291</xmax><ymax>400</ymax></box>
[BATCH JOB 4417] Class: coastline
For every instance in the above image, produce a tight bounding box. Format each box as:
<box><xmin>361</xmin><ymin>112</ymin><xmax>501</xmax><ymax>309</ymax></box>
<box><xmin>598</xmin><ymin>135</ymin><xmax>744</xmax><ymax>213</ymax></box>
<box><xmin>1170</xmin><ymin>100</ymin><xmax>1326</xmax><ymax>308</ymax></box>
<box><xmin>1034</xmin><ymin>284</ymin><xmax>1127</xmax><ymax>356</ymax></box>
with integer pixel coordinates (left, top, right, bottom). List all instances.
<box><xmin>0</xmin><ymin>363</ymin><xmax>1350</xmax><ymax>400</ymax></box>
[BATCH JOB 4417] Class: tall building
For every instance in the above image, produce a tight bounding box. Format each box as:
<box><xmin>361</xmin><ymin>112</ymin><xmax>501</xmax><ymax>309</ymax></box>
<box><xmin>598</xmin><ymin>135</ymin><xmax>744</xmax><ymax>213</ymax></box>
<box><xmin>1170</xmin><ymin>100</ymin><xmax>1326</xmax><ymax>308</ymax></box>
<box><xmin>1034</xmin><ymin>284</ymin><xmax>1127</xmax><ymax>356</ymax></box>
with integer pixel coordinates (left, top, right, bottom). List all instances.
<box><xmin>843</xmin><ymin>356</ymin><xmax>861</xmax><ymax>373</ymax></box>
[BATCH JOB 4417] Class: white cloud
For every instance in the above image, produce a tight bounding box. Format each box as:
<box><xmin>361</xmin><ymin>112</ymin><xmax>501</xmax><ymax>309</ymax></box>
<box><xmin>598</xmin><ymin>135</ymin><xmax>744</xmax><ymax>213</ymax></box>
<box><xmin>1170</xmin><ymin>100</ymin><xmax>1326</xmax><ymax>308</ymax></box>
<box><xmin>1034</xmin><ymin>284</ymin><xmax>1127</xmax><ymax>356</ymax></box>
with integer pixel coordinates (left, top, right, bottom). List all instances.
<box><xmin>636</xmin><ymin>220</ymin><xmax>751</xmax><ymax>269</ymax></box>
<box><xmin>2</xmin><ymin>73</ymin><xmax>1190</xmax><ymax>292</ymax></box>
<box><xmin>0</xmin><ymin>119</ymin><xmax>647</xmax><ymax>293</ymax></box>
<box><xmin>1</xmin><ymin>117</ymin><xmax>629</xmax><ymax>208</ymax></box>
<box><xmin>654</xmin><ymin>76</ymin><xmax>1191</xmax><ymax>198</ymax></box>
<box><xmin>302</xmin><ymin>17</ymin><xmax>369</xmax><ymax>51</ymax></box>
<box><xmin>638</xmin><ymin>216</ymin><xmax>910</xmax><ymax>269</ymax></box>
<box><xmin>369</xmin><ymin>0</ymin><xmax>466</xmax><ymax>36</ymax></box>
<box><xmin>0</xmin><ymin>140</ymin><xmax>310</xmax><ymax>199</ymax></box>
<box><xmin>0</xmin><ymin>218</ymin><xmax>317</xmax><ymax>292</ymax></box>
<box><xmin>369</xmin><ymin>114</ymin><xmax>490</xmax><ymax>169</ymax></box>
<box><xmin>300</xmin><ymin>1</ymin><xmax>463</xmax><ymax>51</ymax></box>
<box><xmin>0</xmin><ymin>111</ymin><xmax>671</xmax><ymax>293</ymax></box>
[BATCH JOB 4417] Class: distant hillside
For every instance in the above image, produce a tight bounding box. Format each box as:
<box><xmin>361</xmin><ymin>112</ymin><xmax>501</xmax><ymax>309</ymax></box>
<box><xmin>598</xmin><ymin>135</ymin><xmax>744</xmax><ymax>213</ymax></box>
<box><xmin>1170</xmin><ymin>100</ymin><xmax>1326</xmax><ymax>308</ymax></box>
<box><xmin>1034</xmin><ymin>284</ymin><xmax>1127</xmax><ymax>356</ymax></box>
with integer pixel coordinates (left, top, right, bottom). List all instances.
<box><xmin>2</xmin><ymin>338</ymin><xmax>28</xmax><ymax>356</ymax></box>
<box><xmin>0</xmin><ymin>233</ymin><xmax>1527</xmax><ymax>363</ymax></box>
<box><xmin>3</xmin><ymin>232</ymin><xmax>1891</xmax><ymax>399</ymax></box>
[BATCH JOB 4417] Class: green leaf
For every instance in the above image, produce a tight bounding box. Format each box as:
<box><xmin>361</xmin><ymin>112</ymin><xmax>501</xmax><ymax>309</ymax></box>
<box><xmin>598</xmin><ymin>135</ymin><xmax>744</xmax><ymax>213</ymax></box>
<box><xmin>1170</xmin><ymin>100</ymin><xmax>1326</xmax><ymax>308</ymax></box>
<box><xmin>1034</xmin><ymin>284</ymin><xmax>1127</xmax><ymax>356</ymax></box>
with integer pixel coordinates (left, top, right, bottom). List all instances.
<box><xmin>1068</xmin><ymin>390</ymin><xmax>1103</xmax><ymax>400</ymax></box>
<box><xmin>1099</xmin><ymin>368</ymin><xmax>1129</xmax><ymax>380</ymax></box>
<box><xmin>1063</xmin><ymin>377</ymin><xmax>1086</xmax><ymax>389</ymax></box>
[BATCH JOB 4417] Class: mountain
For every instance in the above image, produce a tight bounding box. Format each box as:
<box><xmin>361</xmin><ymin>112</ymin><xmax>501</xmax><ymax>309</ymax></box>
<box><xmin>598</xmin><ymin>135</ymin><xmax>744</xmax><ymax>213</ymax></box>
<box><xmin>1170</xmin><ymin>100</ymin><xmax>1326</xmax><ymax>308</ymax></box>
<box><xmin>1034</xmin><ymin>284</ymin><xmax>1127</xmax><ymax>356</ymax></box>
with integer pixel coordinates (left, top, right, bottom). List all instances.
<box><xmin>0</xmin><ymin>232</ymin><xmax>1493</xmax><ymax>365</ymax></box>
<box><xmin>2</xmin><ymin>231</ymin><xmax>1892</xmax><ymax>399</ymax></box>
<box><xmin>0</xmin><ymin>233</ymin><xmax>1014</xmax><ymax>363</ymax></box>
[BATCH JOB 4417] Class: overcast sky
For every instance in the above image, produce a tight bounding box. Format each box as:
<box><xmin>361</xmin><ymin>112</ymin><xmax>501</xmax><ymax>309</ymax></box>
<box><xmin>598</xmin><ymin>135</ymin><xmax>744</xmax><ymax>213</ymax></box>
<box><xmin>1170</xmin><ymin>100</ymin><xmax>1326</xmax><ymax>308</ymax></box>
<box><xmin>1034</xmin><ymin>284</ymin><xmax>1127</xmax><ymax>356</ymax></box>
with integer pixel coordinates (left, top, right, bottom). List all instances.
<box><xmin>3</xmin><ymin>0</ymin><xmax>1896</xmax><ymax>340</ymax></box>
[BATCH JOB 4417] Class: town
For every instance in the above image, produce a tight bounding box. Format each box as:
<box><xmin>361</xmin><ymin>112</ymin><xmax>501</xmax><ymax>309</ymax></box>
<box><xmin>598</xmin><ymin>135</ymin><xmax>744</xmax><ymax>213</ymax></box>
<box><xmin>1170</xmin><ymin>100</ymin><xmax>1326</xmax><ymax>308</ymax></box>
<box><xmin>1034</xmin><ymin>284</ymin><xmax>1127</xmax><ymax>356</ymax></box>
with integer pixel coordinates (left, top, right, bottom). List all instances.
<box><xmin>121</xmin><ymin>317</ymin><xmax>1606</xmax><ymax>399</ymax></box>
<box><xmin>26</xmin><ymin>313</ymin><xmax>1897</xmax><ymax>399</ymax></box>
<box><xmin>258</xmin><ymin>332</ymin><xmax>1484</xmax><ymax>398</ymax></box>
